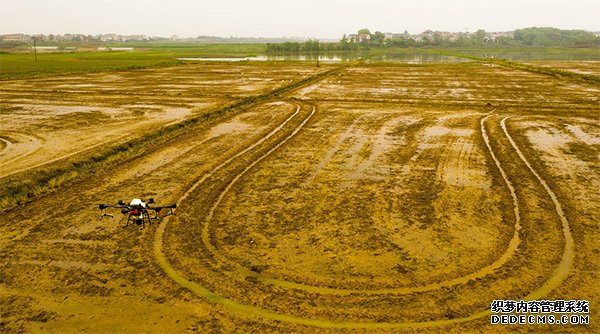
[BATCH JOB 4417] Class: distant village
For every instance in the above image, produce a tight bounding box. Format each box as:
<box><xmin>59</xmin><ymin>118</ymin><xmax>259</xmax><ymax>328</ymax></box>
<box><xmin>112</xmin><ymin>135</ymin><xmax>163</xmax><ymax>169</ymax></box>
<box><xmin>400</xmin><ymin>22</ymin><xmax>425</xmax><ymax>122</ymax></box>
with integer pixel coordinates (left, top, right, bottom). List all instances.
<box><xmin>344</xmin><ymin>30</ymin><xmax>515</xmax><ymax>43</ymax></box>
<box><xmin>0</xmin><ymin>33</ymin><xmax>302</xmax><ymax>44</ymax></box>
<box><xmin>0</xmin><ymin>30</ymin><xmax>516</xmax><ymax>44</ymax></box>
<box><xmin>1</xmin><ymin>33</ymin><xmax>171</xmax><ymax>43</ymax></box>
<box><xmin>338</xmin><ymin>27</ymin><xmax>598</xmax><ymax>48</ymax></box>
<box><xmin>1</xmin><ymin>27</ymin><xmax>598</xmax><ymax>48</ymax></box>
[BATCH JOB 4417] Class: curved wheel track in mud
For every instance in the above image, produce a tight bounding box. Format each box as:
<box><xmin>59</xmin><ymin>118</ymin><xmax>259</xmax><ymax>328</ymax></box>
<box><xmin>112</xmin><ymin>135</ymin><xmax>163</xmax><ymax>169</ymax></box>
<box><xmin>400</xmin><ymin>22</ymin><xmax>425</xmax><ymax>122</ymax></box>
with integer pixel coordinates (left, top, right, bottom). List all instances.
<box><xmin>0</xmin><ymin>132</ymin><xmax>44</xmax><ymax>175</ymax></box>
<box><xmin>500</xmin><ymin>116</ymin><xmax>575</xmax><ymax>299</ymax></box>
<box><xmin>175</xmin><ymin>104</ymin><xmax>302</xmax><ymax>207</ymax></box>
<box><xmin>188</xmin><ymin>111</ymin><xmax>521</xmax><ymax>296</ymax></box>
<box><xmin>153</xmin><ymin>106</ymin><xmax>577</xmax><ymax>329</ymax></box>
<box><xmin>0</xmin><ymin>133</ymin><xmax>133</xmax><ymax>180</ymax></box>
<box><xmin>0</xmin><ymin>137</ymin><xmax>11</xmax><ymax>155</ymax></box>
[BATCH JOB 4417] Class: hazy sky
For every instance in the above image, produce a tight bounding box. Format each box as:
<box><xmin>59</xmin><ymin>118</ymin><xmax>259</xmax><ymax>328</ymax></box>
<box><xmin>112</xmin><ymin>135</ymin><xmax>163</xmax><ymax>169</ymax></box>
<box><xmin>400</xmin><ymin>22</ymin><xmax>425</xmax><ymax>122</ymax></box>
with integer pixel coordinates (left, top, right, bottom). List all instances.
<box><xmin>1</xmin><ymin>0</ymin><xmax>599</xmax><ymax>38</ymax></box>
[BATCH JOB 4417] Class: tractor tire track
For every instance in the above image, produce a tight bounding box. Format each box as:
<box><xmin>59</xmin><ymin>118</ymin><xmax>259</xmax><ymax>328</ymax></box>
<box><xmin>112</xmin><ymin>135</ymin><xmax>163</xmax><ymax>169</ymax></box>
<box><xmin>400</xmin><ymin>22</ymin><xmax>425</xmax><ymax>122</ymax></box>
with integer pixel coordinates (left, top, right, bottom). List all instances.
<box><xmin>0</xmin><ymin>133</ymin><xmax>132</xmax><ymax>180</ymax></box>
<box><xmin>150</xmin><ymin>109</ymin><xmax>530</xmax><ymax>329</ymax></box>
<box><xmin>203</xmin><ymin>105</ymin><xmax>316</xmax><ymax>222</ymax></box>
<box><xmin>176</xmin><ymin>103</ymin><xmax>301</xmax><ymax>207</ymax></box>
<box><xmin>500</xmin><ymin>116</ymin><xmax>574</xmax><ymax>300</ymax></box>
<box><xmin>153</xmin><ymin>102</ymin><xmax>319</xmax><ymax>306</ymax></box>
<box><xmin>0</xmin><ymin>137</ymin><xmax>11</xmax><ymax>156</ymax></box>
<box><xmin>153</xmin><ymin>109</ymin><xmax>574</xmax><ymax>329</ymax></box>
<box><xmin>191</xmin><ymin>111</ymin><xmax>524</xmax><ymax>296</ymax></box>
<box><xmin>0</xmin><ymin>132</ymin><xmax>44</xmax><ymax>172</ymax></box>
<box><xmin>0</xmin><ymin>115</ymin><xmax>188</xmax><ymax>180</ymax></box>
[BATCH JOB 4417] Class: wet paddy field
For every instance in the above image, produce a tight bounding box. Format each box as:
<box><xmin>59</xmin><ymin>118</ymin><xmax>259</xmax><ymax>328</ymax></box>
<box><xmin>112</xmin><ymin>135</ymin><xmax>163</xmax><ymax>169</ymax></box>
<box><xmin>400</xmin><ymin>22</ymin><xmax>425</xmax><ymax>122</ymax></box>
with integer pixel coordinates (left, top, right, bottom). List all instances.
<box><xmin>1</xmin><ymin>55</ymin><xmax>598</xmax><ymax>333</ymax></box>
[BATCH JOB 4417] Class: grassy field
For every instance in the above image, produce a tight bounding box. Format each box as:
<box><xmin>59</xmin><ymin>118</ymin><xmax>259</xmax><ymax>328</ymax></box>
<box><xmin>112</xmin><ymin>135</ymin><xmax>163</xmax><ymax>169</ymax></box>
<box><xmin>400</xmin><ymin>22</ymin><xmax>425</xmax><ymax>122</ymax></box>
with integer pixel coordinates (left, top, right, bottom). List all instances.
<box><xmin>3</xmin><ymin>45</ymin><xmax>598</xmax><ymax>79</ymax></box>
<box><xmin>0</xmin><ymin>49</ymin><xmax>598</xmax><ymax>333</ymax></box>
<box><xmin>0</xmin><ymin>44</ymin><xmax>265</xmax><ymax>79</ymax></box>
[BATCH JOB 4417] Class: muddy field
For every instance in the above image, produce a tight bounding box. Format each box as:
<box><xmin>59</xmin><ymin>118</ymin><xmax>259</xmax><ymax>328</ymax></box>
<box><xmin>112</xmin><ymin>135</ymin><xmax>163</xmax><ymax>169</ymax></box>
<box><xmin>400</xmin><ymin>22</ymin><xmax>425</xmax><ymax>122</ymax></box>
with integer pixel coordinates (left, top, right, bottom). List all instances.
<box><xmin>522</xmin><ymin>60</ymin><xmax>600</xmax><ymax>76</ymax></box>
<box><xmin>0</xmin><ymin>63</ymin><xmax>327</xmax><ymax>179</ymax></box>
<box><xmin>1</xmin><ymin>58</ymin><xmax>599</xmax><ymax>333</ymax></box>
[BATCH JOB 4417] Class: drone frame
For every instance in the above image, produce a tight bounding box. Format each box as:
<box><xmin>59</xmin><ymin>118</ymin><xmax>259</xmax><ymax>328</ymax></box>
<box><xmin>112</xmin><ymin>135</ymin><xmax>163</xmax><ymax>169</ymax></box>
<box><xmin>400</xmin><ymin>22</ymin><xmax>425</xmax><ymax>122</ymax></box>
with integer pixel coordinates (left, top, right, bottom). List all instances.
<box><xmin>98</xmin><ymin>198</ymin><xmax>177</xmax><ymax>229</ymax></box>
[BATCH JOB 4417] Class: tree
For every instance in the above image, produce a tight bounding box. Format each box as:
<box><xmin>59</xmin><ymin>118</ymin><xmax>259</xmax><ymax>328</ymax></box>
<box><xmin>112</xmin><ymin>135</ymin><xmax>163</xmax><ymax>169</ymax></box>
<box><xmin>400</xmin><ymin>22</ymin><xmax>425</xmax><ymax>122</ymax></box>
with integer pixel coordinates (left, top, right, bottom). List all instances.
<box><xmin>472</xmin><ymin>29</ymin><xmax>486</xmax><ymax>44</ymax></box>
<box><xmin>372</xmin><ymin>31</ymin><xmax>386</xmax><ymax>44</ymax></box>
<box><xmin>513</xmin><ymin>27</ymin><xmax>597</xmax><ymax>47</ymax></box>
<box><xmin>358</xmin><ymin>28</ymin><xmax>371</xmax><ymax>35</ymax></box>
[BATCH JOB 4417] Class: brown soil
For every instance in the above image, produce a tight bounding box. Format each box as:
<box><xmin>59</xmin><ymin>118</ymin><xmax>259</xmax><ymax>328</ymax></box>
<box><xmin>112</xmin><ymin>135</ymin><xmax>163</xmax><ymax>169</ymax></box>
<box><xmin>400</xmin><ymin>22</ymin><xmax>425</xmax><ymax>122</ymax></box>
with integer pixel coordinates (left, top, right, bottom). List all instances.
<box><xmin>1</xmin><ymin>61</ymin><xmax>598</xmax><ymax>333</ymax></box>
<box><xmin>0</xmin><ymin>63</ymin><xmax>328</xmax><ymax>179</ymax></box>
<box><xmin>523</xmin><ymin>60</ymin><xmax>600</xmax><ymax>76</ymax></box>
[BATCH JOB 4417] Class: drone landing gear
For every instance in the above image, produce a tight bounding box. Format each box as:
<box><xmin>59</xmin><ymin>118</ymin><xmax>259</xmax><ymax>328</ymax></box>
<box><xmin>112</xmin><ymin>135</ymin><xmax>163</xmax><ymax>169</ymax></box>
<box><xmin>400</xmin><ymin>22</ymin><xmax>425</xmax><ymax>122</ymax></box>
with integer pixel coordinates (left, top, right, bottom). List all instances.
<box><xmin>100</xmin><ymin>210</ymin><xmax>113</xmax><ymax>218</ymax></box>
<box><xmin>124</xmin><ymin>211</ymin><xmax>154</xmax><ymax>230</ymax></box>
<box><xmin>99</xmin><ymin>204</ymin><xmax>114</xmax><ymax>218</ymax></box>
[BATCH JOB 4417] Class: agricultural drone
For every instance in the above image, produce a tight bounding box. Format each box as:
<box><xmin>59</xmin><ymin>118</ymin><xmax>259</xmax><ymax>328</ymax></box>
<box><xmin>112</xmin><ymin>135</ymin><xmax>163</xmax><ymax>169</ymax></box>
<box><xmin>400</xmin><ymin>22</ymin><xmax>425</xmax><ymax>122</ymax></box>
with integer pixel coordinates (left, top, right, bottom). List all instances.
<box><xmin>99</xmin><ymin>198</ymin><xmax>176</xmax><ymax>229</ymax></box>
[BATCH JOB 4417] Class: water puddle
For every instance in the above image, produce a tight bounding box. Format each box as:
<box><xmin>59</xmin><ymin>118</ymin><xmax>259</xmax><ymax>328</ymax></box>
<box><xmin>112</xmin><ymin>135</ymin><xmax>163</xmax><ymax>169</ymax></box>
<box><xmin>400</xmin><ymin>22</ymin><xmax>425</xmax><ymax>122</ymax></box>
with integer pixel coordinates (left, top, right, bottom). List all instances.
<box><xmin>178</xmin><ymin>55</ymin><xmax>348</xmax><ymax>62</ymax></box>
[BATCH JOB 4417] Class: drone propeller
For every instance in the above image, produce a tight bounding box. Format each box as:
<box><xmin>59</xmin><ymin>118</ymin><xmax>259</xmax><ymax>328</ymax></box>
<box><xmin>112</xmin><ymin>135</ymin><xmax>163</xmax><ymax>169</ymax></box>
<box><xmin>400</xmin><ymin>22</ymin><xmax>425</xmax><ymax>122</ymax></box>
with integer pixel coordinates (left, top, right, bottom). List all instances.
<box><xmin>98</xmin><ymin>201</ymin><xmax>130</xmax><ymax>218</ymax></box>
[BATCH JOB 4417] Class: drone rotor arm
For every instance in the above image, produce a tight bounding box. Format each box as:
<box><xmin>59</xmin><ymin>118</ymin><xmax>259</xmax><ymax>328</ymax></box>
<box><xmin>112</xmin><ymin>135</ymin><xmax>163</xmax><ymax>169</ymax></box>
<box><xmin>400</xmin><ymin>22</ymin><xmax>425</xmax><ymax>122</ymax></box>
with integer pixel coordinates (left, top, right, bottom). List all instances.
<box><xmin>147</xmin><ymin>203</ymin><xmax>176</xmax><ymax>218</ymax></box>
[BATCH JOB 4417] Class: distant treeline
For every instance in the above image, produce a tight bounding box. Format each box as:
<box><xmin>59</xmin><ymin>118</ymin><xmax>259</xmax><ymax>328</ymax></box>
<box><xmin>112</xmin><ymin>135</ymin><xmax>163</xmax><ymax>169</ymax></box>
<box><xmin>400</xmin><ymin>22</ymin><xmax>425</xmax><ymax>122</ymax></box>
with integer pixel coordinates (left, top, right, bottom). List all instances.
<box><xmin>266</xmin><ymin>40</ymin><xmax>348</xmax><ymax>53</ymax></box>
<box><xmin>266</xmin><ymin>27</ymin><xmax>599</xmax><ymax>53</ymax></box>
<box><xmin>513</xmin><ymin>27</ymin><xmax>598</xmax><ymax>47</ymax></box>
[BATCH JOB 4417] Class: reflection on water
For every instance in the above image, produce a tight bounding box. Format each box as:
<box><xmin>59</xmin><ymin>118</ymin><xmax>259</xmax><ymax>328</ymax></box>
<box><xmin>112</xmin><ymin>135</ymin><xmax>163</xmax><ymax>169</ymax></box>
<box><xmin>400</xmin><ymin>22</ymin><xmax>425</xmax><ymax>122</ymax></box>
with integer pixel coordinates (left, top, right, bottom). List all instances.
<box><xmin>368</xmin><ymin>53</ymin><xmax>472</xmax><ymax>64</ymax></box>
<box><xmin>177</xmin><ymin>52</ymin><xmax>469</xmax><ymax>64</ymax></box>
<box><xmin>177</xmin><ymin>54</ymin><xmax>362</xmax><ymax>62</ymax></box>
<box><xmin>178</xmin><ymin>50</ymin><xmax>600</xmax><ymax>64</ymax></box>
<box><xmin>177</xmin><ymin>57</ymin><xmax>258</xmax><ymax>62</ymax></box>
